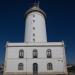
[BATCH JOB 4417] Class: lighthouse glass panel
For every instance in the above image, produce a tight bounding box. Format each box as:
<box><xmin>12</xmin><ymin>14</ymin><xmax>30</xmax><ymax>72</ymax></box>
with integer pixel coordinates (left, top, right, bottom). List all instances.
<box><xmin>19</xmin><ymin>49</ymin><xmax>24</xmax><ymax>58</ymax></box>
<box><xmin>33</xmin><ymin>49</ymin><xmax>38</xmax><ymax>58</ymax></box>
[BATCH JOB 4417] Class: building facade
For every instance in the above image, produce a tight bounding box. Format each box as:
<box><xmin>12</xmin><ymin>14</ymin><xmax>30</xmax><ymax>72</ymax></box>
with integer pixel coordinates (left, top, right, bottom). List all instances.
<box><xmin>4</xmin><ymin>3</ymin><xmax>68</xmax><ymax>75</ymax></box>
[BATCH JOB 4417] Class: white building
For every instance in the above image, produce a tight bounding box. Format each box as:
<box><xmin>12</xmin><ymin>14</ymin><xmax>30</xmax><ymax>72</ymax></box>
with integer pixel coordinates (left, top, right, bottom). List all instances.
<box><xmin>4</xmin><ymin>3</ymin><xmax>68</xmax><ymax>75</ymax></box>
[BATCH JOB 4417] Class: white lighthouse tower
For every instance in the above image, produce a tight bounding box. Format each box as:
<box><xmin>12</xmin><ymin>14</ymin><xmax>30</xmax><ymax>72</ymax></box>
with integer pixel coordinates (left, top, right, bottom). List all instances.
<box><xmin>25</xmin><ymin>4</ymin><xmax>47</xmax><ymax>43</ymax></box>
<box><xmin>4</xmin><ymin>2</ymin><xmax>68</xmax><ymax>75</ymax></box>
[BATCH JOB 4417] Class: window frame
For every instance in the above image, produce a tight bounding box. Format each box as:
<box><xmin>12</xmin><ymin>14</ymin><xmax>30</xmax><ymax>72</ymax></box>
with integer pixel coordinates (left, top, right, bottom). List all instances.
<box><xmin>33</xmin><ymin>49</ymin><xmax>38</xmax><ymax>58</ymax></box>
<box><xmin>19</xmin><ymin>49</ymin><xmax>24</xmax><ymax>58</ymax></box>
<box><xmin>33</xmin><ymin>38</ymin><xmax>35</xmax><ymax>42</ymax></box>
<box><xmin>18</xmin><ymin>63</ymin><xmax>24</xmax><ymax>70</ymax></box>
<box><xmin>46</xmin><ymin>49</ymin><xmax>52</xmax><ymax>58</ymax></box>
<box><xmin>47</xmin><ymin>63</ymin><xmax>53</xmax><ymax>70</ymax></box>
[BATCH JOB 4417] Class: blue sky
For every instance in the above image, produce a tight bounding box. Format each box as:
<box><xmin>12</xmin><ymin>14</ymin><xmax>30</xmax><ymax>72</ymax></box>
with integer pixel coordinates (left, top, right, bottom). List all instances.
<box><xmin>0</xmin><ymin>0</ymin><xmax>75</xmax><ymax>64</ymax></box>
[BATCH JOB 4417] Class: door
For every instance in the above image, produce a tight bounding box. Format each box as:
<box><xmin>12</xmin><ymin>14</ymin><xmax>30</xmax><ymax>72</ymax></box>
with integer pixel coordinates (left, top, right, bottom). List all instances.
<box><xmin>33</xmin><ymin>63</ymin><xmax>38</xmax><ymax>75</ymax></box>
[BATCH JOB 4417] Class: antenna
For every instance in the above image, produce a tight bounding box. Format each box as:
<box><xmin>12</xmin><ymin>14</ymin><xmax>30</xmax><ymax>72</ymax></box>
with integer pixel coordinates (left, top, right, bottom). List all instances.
<box><xmin>33</xmin><ymin>0</ymin><xmax>40</xmax><ymax>7</ymax></box>
<box><xmin>33</xmin><ymin>0</ymin><xmax>37</xmax><ymax>6</ymax></box>
<box><xmin>37</xmin><ymin>0</ymin><xmax>40</xmax><ymax>7</ymax></box>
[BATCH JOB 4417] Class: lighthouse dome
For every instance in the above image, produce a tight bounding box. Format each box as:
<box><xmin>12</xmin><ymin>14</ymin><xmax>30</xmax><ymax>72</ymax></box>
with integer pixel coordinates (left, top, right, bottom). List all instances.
<box><xmin>25</xmin><ymin>5</ymin><xmax>46</xmax><ymax>17</ymax></box>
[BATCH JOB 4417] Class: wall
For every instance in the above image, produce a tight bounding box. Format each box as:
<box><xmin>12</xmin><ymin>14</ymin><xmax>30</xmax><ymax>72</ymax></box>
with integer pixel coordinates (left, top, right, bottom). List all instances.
<box><xmin>4</xmin><ymin>43</ymin><xmax>67</xmax><ymax>74</ymax></box>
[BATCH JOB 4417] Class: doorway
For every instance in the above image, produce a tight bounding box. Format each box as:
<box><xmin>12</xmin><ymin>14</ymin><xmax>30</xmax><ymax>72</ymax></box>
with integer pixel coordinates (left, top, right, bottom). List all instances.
<box><xmin>33</xmin><ymin>63</ymin><xmax>38</xmax><ymax>75</ymax></box>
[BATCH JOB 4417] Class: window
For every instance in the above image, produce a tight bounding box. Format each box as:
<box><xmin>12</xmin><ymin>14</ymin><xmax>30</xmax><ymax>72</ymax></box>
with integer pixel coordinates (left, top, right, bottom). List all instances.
<box><xmin>46</xmin><ymin>49</ymin><xmax>52</xmax><ymax>58</ymax></box>
<box><xmin>33</xmin><ymin>33</ymin><xmax>35</xmax><ymax>36</ymax></box>
<box><xmin>33</xmin><ymin>27</ymin><xmax>35</xmax><ymax>30</ymax></box>
<box><xmin>33</xmin><ymin>20</ymin><xmax>35</xmax><ymax>22</ymax></box>
<box><xmin>33</xmin><ymin>14</ymin><xmax>35</xmax><ymax>17</ymax></box>
<box><xmin>18</xmin><ymin>63</ymin><xmax>23</xmax><ymax>70</ymax></box>
<box><xmin>33</xmin><ymin>38</ymin><xmax>35</xmax><ymax>42</ymax></box>
<box><xmin>19</xmin><ymin>49</ymin><xmax>24</xmax><ymax>58</ymax></box>
<box><xmin>47</xmin><ymin>63</ymin><xmax>53</xmax><ymax>70</ymax></box>
<box><xmin>33</xmin><ymin>63</ymin><xmax>38</xmax><ymax>75</ymax></box>
<box><xmin>33</xmin><ymin>49</ymin><xmax>38</xmax><ymax>58</ymax></box>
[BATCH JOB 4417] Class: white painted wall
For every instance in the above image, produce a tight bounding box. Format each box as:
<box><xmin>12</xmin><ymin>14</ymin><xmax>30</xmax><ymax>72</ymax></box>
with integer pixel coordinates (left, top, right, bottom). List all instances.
<box><xmin>7</xmin><ymin>47</ymin><xmax>27</xmax><ymax>59</ymax></box>
<box><xmin>5</xmin><ymin>58</ymin><xmax>65</xmax><ymax>73</ymax></box>
<box><xmin>5</xmin><ymin>43</ymin><xmax>67</xmax><ymax>74</ymax></box>
<box><xmin>7</xmin><ymin>46</ymin><xmax>64</xmax><ymax>59</ymax></box>
<box><xmin>25</xmin><ymin>12</ymin><xmax>47</xmax><ymax>43</ymax></box>
<box><xmin>5</xmin><ymin>59</ymin><xmax>26</xmax><ymax>72</ymax></box>
<box><xmin>27</xmin><ymin>59</ymin><xmax>65</xmax><ymax>73</ymax></box>
<box><xmin>26</xmin><ymin>47</ymin><xmax>64</xmax><ymax>59</ymax></box>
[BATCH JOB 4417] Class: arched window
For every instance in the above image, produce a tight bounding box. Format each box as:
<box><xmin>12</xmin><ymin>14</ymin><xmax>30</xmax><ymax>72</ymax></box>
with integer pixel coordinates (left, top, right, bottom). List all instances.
<box><xmin>46</xmin><ymin>49</ymin><xmax>52</xmax><ymax>58</ymax></box>
<box><xmin>18</xmin><ymin>63</ymin><xmax>23</xmax><ymax>70</ymax></box>
<box><xmin>47</xmin><ymin>63</ymin><xmax>53</xmax><ymax>70</ymax></box>
<box><xmin>33</xmin><ymin>38</ymin><xmax>35</xmax><ymax>42</ymax></box>
<box><xmin>33</xmin><ymin>63</ymin><xmax>38</xmax><ymax>75</ymax></box>
<box><xmin>33</xmin><ymin>49</ymin><xmax>38</xmax><ymax>58</ymax></box>
<box><xmin>19</xmin><ymin>49</ymin><xmax>24</xmax><ymax>58</ymax></box>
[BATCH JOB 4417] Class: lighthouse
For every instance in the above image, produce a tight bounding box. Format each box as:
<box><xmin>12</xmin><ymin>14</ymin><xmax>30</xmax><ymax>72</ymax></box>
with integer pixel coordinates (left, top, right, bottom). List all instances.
<box><xmin>4</xmin><ymin>2</ymin><xmax>68</xmax><ymax>75</ymax></box>
<box><xmin>24</xmin><ymin>4</ymin><xmax>47</xmax><ymax>43</ymax></box>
